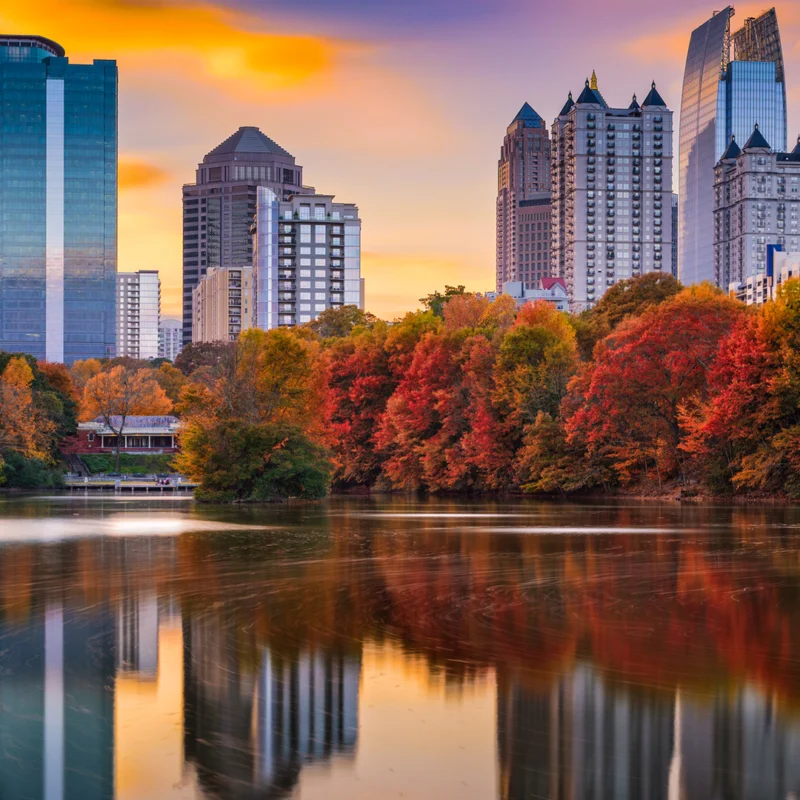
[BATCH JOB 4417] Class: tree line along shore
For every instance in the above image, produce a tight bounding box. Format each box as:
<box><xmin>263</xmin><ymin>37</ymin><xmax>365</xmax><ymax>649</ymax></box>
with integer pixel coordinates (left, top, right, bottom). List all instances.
<box><xmin>0</xmin><ymin>273</ymin><xmax>798</xmax><ymax>501</ymax></box>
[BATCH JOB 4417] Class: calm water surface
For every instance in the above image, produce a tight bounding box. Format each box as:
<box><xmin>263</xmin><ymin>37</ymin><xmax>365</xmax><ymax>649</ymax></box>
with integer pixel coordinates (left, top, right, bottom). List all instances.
<box><xmin>1</xmin><ymin>496</ymin><xmax>799</xmax><ymax>799</ymax></box>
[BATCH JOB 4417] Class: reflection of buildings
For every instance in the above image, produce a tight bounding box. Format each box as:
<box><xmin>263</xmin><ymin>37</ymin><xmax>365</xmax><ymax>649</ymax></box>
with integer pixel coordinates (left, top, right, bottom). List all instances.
<box><xmin>117</xmin><ymin>590</ymin><xmax>159</xmax><ymax>679</ymax></box>
<box><xmin>0</xmin><ymin>603</ymin><xmax>116</xmax><ymax>800</ymax></box>
<box><xmin>498</xmin><ymin>665</ymin><xmax>673</xmax><ymax>800</ymax></box>
<box><xmin>671</xmin><ymin>688</ymin><xmax>800</xmax><ymax>800</ymax></box>
<box><xmin>499</xmin><ymin>667</ymin><xmax>800</xmax><ymax>800</ymax></box>
<box><xmin>183</xmin><ymin>616</ymin><xmax>360</xmax><ymax>799</ymax></box>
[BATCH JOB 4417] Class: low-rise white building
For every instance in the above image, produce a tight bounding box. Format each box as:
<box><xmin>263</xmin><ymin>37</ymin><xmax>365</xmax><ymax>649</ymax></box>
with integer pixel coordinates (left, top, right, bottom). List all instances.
<box><xmin>729</xmin><ymin>248</ymin><xmax>800</xmax><ymax>305</ymax></box>
<box><xmin>485</xmin><ymin>277</ymin><xmax>568</xmax><ymax>311</ymax></box>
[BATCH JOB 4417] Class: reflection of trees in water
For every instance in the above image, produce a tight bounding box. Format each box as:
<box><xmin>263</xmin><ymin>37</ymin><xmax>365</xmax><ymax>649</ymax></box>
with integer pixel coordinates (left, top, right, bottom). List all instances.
<box><xmin>3</xmin><ymin>499</ymin><xmax>800</xmax><ymax>796</ymax></box>
<box><xmin>3</xmin><ymin>500</ymin><xmax>800</xmax><ymax>703</ymax></box>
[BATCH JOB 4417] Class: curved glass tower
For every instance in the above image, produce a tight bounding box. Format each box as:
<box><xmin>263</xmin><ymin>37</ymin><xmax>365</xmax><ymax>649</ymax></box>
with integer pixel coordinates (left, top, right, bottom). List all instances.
<box><xmin>0</xmin><ymin>36</ymin><xmax>117</xmax><ymax>363</ymax></box>
<box><xmin>679</xmin><ymin>8</ymin><xmax>786</xmax><ymax>286</ymax></box>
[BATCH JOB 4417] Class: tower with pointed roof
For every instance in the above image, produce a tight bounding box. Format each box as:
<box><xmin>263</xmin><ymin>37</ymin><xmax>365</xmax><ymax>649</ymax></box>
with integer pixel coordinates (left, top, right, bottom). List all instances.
<box><xmin>182</xmin><ymin>127</ymin><xmax>310</xmax><ymax>344</ymax></box>
<box><xmin>496</xmin><ymin>103</ymin><xmax>552</xmax><ymax>291</ymax></box>
<box><xmin>679</xmin><ymin>7</ymin><xmax>787</xmax><ymax>288</ymax></box>
<box><xmin>551</xmin><ymin>73</ymin><xmax>674</xmax><ymax>311</ymax></box>
<box><xmin>714</xmin><ymin>123</ymin><xmax>800</xmax><ymax>291</ymax></box>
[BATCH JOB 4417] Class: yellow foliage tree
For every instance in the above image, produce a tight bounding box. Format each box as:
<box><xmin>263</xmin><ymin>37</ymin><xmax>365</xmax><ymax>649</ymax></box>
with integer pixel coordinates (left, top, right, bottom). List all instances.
<box><xmin>82</xmin><ymin>366</ymin><xmax>172</xmax><ymax>471</ymax></box>
<box><xmin>69</xmin><ymin>358</ymin><xmax>103</xmax><ymax>394</ymax></box>
<box><xmin>0</xmin><ymin>357</ymin><xmax>54</xmax><ymax>460</ymax></box>
<box><xmin>154</xmin><ymin>362</ymin><xmax>188</xmax><ymax>405</ymax></box>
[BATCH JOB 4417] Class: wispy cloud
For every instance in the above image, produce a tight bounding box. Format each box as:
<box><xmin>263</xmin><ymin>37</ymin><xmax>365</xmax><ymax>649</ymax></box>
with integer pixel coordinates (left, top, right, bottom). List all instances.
<box><xmin>119</xmin><ymin>156</ymin><xmax>170</xmax><ymax>191</ymax></box>
<box><xmin>0</xmin><ymin>0</ymin><xmax>340</xmax><ymax>91</ymax></box>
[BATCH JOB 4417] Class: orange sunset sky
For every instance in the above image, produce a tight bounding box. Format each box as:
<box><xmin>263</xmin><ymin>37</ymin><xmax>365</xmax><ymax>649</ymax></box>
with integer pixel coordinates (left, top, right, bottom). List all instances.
<box><xmin>1</xmin><ymin>0</ymin><xmax>798</xmax><ymax>319</ymax></box>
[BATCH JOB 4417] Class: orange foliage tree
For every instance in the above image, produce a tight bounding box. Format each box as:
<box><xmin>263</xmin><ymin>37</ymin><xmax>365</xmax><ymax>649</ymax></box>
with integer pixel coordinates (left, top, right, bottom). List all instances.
<box><xmin>81</xmin><ymin>366</ymin><xmax>172</xmax><ymax>471</ymax></box>
<box><xmin>0</xmin><ymin>357</ymin><xmax>55</xmax><ymax>460</ymax></box>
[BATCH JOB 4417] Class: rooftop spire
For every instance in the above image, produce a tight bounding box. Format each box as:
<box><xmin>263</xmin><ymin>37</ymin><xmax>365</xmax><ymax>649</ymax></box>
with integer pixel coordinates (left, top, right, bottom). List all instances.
<box><xmin>743</xmin><ymin>121</ymin><xmax>771</xmax><ymax>151</ymax></box>
<box><xmin>590</xmin><ymin>70</ymin><xmax>598</xmax><ymax>90</ymax></box>
<box><xmin>558</xmin><ymin>91</ymin><xmax>575</xmax><ymax>117</ymax></box>
<box><xmin>720</xmin><ymin>133</ymin><xmax>741</xmax><ymax>161</ymax></box>
<box><xmin>642</xmin><ymin>80</ymin><xmax>666</xmax><ymax>107</ymax></box>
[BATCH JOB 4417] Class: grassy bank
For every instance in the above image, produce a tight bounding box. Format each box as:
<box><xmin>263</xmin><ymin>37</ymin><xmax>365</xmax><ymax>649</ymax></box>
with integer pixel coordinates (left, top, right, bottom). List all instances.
<box><xmin>80</xmin><ymin>453</ymin><xmax>176</xmax><ymax>475</ymax></box>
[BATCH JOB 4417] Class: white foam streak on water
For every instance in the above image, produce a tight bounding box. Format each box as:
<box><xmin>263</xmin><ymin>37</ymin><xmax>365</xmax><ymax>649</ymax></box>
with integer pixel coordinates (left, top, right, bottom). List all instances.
<box><xmin>346</xmin><ymin>513</ymin><xmax>529</xmax><ymax>519</ymax></box>
<box><xmin>0</xmin><ymin>513</ymin><xmax>265</xmax><ymax>542</ymax></box>
<box><xmin>481</xmin><ymin>526</ymin><xmax>681</xmax><ymax>534</ymax></box>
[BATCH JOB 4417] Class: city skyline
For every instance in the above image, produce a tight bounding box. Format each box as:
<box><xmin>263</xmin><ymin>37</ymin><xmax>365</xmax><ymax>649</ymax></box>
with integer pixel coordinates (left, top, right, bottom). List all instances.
<box><xmin>0</xmin><ymin>1</ymin><xmax>798</xmax><ymax>320</ymax></box>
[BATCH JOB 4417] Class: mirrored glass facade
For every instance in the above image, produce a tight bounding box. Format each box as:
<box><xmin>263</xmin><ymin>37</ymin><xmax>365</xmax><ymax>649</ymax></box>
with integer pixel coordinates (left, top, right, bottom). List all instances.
<box><xmin>679</xmin><ymin>7</ymin><xmax>787</xmax><ymax>287</ymax></box>
<box><xmin>0</xmin><ymin>36</ymin><xmax>117</xmax><ymax>363</ymax></box>
<box><xmin>716</xmin><ymin>62</ymin><xmax>786</xmax><ymax>162</ymax></box>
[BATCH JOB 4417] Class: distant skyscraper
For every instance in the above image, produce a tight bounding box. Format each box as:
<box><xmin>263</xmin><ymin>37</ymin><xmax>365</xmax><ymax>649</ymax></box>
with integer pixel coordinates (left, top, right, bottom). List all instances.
<box><xmin>158</xmin><ymin>317</ymin><xmax>183</xmax><ymax>361</ymax></box>
<box><xmin>192</xmin><ymin>266</ymin><xmax>254</xmax><ymax>343</ymax></box>
<box><xmin>116</xmin><ymin>271</ymin><xmax>160</xmax><ymax>360</ymax></box>
<box><xmin>496</xmin><ymin>104</ymin><xmax>551</xmax><ymax>291</ymax></box>
<box><xmin>672</xmin><ymin>194</ymin><xmax>679</xmax><ymax>277</ymax></box>
<box><xmin>253</xmin><ymin>189</ymin><xmax>361</xmax><ymax>329</ymax></box>
<box><xmin>0</xmin><ymin>36</ymin><xmax>117</xmax><ymax>364</ymax></box>
<box><xmin>182</xmin><ymin>127</ymin><xmax>309</xmax><ymax>345</ymax></box>
<box><xmin>551</xmin><ymin>73</ymin><xmax>674</xmax><ymax>310</ymax></box>
<box><xmin>714</xmin><ymin>127</ymin><xmax>800</xmax><ymax>289</ymax></box>
<box><xmin>679</xmin><ymin>7</ymin><xmax>787</xmax><ymax>287</ymax></box>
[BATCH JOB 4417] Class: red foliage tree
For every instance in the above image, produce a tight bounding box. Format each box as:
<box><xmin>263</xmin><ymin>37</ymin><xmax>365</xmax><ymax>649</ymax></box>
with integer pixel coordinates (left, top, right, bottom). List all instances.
<box><xmin>320</xmin><ymin>324</ymin><xmax>396</xmax><ymax>487</ymax></box>
<box><xmin>565</xmin><ymin>286</ymin><xmax>743</xmax><ymax>487</ymax></box>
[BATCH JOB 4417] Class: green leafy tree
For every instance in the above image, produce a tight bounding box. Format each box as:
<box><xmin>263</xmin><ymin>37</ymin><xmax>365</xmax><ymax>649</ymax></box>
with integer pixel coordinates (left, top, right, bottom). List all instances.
<box><xmin>419</xmin><ymin>285</ymin><xmax>469</xmax><ymax>318</ymax></box>
<box><xmin>305</xmin><ymin>305</ymin><xmax>378</xmax><ymax>339</ymax></box>
<box><xmin>178</xmin><ymin>420</ymin><xmax>331</xmax><ymax>502</ymax></box>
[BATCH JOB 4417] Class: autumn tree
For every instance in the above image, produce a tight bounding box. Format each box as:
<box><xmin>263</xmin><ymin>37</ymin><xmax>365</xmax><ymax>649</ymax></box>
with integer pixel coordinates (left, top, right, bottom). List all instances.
<box><xmin>320</xmin><ymin>322</ymin><xmax>396</xmax><ymax>487</ymax></box>
<box><xmin>153</xmin><ymin>362</ymin><xmax>187</xmax><ymax>406</ymax></box>
<box><xmin>305</xmin><ymin>305</ymin><xmax>378</xmax><ymax>339</ymax></box>
<box><xmin>69</xmin><ymin>358</ymin><xmax>102</xmax><ymax>393</ymax></box>
<box><xmin>682</xmin><ymin>278</ymin><xmax>800</xmax><ymax>496</ymax></box>
<box><xmin>173</xmin><ymin>341</ymin><xmax>236</xmax><ymax>377</ymax></box>
<box><xmin>565</xmin><ymin>285</ymin><xmax>742</xmax><ymax>488</ymax></box>
<box><xmin>176</xmin><ymin>328</ymin><xmax>329</xmax><ymax>501</ymax></box>
<box><xmin>374</xmin><ymin>296</ymin><xmax>517</xmax><ymax>492</ymax></box>
<box><xmin>375</xmin><ymin>332</ymin><xmax>462</xmax><ymax>490</ymax></box>
<box><xmin>572</xmin><ymin>272</ymin><xmax>683</xmax><ymax>360</ymax></box>
<box><xmin>82</xmin><ymin>366</ymin><xmax>172</xmax><ymax>471</ymax></box>
<box><xmin>0</xmin><ymin>357</ymin><xmax>54</xmax><ymax>460</ymax></box>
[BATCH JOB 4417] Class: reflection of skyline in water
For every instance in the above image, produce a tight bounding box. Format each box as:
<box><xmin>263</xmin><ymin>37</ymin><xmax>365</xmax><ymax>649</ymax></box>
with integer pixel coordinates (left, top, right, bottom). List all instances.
<box><xmin>0</xmin><ymin>499</ymin><xmax>799</xmax><ymax>798</ymax></box>
<box><xmin>497</xmin><ymin>667</ymin><xmax>800</xmax><ymax>800</ymax></box>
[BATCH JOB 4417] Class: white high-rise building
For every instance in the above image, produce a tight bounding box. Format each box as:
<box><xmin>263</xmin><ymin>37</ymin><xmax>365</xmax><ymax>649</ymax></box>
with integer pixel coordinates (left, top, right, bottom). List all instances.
<box><xmin>158</xmin><ymin>317</ymin><xmax>183</xmax><ymax>361</ymax></box>
<box><xmin>551</xmin><ymin>73</ymin><xmax>674</xmax><ymax>311</ymax></box>
<box><xmin>715</xmin><ymin>128</ymin><xmax>800</xmax><ymax>291</ymax></box>
<box><xmin>116</xmin><ymin>271</ymin><xmax>160</xmax><ymax>360</ymax></box>
<box><xmin>253</xmin><ymin>189</ymin><xmax>362</xmax><ymax>329</ymax></box>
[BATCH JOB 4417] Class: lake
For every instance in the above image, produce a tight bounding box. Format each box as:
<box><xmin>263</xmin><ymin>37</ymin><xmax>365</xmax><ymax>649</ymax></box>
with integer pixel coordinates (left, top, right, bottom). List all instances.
<box><xmin>0</xmin><ymin>495</ymin><xmax>799</xmax><ymax>799</ymax></box>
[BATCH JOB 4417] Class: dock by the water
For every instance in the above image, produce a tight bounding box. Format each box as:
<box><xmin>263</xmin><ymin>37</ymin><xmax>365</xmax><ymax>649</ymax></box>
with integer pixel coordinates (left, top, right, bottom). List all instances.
<box><xmin>64</xmin><ymin>480</ymin><xmax>196</xmax><ymax>494</ymax></box>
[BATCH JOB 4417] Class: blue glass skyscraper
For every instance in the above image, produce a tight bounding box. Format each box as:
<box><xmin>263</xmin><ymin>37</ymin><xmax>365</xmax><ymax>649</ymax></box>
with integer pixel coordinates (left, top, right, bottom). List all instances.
<box><xmin>0</xmin><ymin>36</ymin><xmax>117</xmax><ymax>363</ymax></box>
<box><xmin>679</xmin><ymin>8</ymin><xmax>786</xmax><ymax>287</ymax></box>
